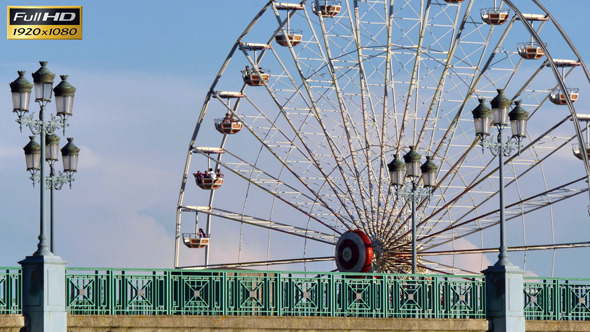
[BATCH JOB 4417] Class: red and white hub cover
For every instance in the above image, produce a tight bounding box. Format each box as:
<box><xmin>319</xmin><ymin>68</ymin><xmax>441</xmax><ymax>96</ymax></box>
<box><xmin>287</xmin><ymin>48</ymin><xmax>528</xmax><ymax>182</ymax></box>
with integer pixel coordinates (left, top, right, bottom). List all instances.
<box><xmin>335</xmin><ymin>229</ymin><xmax>373</xmax><ymax>272</ymax></box>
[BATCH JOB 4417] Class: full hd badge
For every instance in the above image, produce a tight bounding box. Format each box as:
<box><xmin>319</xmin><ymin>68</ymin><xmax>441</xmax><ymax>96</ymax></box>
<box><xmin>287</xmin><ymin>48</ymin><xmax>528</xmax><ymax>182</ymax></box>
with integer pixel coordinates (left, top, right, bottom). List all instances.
<box><xmin>7</xmin><ymin>6</ymin><xmax>82</xmax><ymax>40</ymax></box>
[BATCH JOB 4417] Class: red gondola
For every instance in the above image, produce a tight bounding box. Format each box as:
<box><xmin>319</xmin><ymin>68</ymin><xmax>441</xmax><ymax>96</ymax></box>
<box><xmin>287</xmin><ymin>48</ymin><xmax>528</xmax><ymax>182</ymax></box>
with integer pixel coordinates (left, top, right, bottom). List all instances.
<box><xmin>443</xmin><ymin>0</ymin><xmax>464</xmax><ymax>3</ymax></box>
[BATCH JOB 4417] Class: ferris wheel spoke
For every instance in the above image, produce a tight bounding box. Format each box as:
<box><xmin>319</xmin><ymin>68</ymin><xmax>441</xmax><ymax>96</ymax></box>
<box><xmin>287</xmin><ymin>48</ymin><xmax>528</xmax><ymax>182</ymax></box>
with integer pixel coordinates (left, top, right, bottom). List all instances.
<box><xmin>415</xmin><ymin>4</ymin><xmax>465</xmax><ymax>148</ymax></box>
<box><xmin>313</xmin><ymin>4</ymin><xmax>380</xmax><ymax>229</ymax></box>
<box><xmin>422</xmin><ymin>241</ymin><xmax>590</xmax><ymax>256</ymax></box>
<box><xmin>194</xmin><ymin>148</ymin><xmax>348</xmax><ymax>234</ymax></box>
<box><xmin>268</xmin><ymin>7</ymin><xmax>379</xmax><ymax>230</ymax></box>
<box><xmin>235</xmin><ymin>65</ymin><xmax>365</xmax><ymax>230</ymax></box>
<box><xmin>418</xmin><ymin>257</ymin><xmax>480</xmax><ymax>276</ymax></box>
<box><xmin>213</xmin><ymin>93</ymin><xmax>364</xmax><ymax>231</ymax></box>
<box><xmin>422</xmin><ymin>118</ymin><xmax>575</xmax><ymax>237</ymax></box>
<box><xmin>409</xmin><ymin>107</ymin><xmax>573</xmax><ymax>242</ymax></box>
<box><xmin>418</xmin><ymin>176</ymin><xmax>588</xmax><ymax>250</ymax></box>
<box><xmin>181</xmin><ymin>256</ymin><xmax>335</xmax><ymax>270</ymax></box>
<box><xmin>350</xmin><ymin>2</ymin><xmax>381</xmax><ymax>237</ymax></box>
<box><xmin>181</xmin><ymin>206</ymin><xmax>337</xmax><ymax>245</ymax></box>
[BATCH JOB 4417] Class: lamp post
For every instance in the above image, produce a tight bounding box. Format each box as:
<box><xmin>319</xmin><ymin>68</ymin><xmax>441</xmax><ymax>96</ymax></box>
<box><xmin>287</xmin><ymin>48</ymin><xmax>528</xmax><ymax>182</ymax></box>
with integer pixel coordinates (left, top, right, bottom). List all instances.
<box><xmin>471</xmin><ymin>90</ymin><xmax>528</xmax><ymax>266</ymax></box>
<box><xmin>10</xmin><ymin>61</ymin><xmax>78</xmax><ymax>332</ymax></box>
<box><xmin>388</xmin><ymin>146</ymin><xmax>438</xmax><ymax>274</ymax></box>
<box><xmin>472</xmin><ymin>89</ymin><xmax>528</xmax><ymax>332</ymax></box>
<box><xmin>12</xmin><ymin>66</ymin><xmax>78</xmax><ymax>255</ymax></box>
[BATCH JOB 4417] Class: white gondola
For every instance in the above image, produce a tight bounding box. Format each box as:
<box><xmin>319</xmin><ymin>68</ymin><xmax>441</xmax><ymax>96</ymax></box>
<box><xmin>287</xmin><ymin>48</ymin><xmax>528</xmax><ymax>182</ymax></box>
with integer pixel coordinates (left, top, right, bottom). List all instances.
<box><xmin>183</xmin><ymin>233</ymin><xmax>210</xmax><ymax>249</ymax></box>
<box><xmin>549</xmin><ymin>88</ymin><xmax>579</xmax><ymax>105</ymax></box>
<box><xmin>215</xmin><ymin>115</ymin><xmax>243</xmax><ymax>134</ymax></box>
<box><xmin>517</xmin><ymin>42</ymin><xmax>545</xmax><ymax>60</ymax></box>
<box><xmin>275</xmin><ymin>30</ymin><xmax>303</xmax><ymax>47</ymax></box>
<box><xmin>481</xmin><ymin>8</ymin><xmax>510</xmax><ymax>25</ymax></box>
<box><xmin>241</xmin><ymin>68</ymin><xmax>270</xmax><ymax>86</ymax></box>
<box><xmin>313</xmin><ymin>0</ymin><xmax>341</xmax><ymax>17</ymax></box>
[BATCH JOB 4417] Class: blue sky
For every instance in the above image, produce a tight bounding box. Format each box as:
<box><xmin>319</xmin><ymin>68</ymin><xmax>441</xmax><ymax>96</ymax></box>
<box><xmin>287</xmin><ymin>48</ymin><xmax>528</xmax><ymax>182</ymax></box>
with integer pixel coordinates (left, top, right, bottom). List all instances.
<box><xmin>1</xmin><ymin>1</ymin><xmax>590</xmax><ymax>276</ymax></box>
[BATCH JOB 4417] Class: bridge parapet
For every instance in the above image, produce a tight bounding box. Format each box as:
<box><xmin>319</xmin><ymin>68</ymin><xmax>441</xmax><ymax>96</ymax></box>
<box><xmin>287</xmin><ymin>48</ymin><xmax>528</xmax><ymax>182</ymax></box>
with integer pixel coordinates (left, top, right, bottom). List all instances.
<box><xmin>64</xmin><ymin>268</ymin><xmax>485</xmax><ymax>318</ymax></box>
<box><xmin>3</xmin><ymin>267</ymin><xmax>590</xmax><ymax>321</ymax></box>
<box><xmin>0</xmin><ymin>268</ymin><xmax>21</xmax><ymax>315</ymax></box>
<box><xmin>525</xmin><ymin>276</ymin><xmax>590</xmax><ymax>320</ymax></box>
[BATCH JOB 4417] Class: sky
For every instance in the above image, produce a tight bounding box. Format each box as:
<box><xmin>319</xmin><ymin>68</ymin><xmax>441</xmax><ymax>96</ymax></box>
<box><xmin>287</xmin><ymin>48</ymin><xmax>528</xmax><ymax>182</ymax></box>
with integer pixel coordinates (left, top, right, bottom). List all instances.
<box><xmin>1</xmin><ymin>0</ymin><xmax>590</xmax><ymax>277</ymax></box>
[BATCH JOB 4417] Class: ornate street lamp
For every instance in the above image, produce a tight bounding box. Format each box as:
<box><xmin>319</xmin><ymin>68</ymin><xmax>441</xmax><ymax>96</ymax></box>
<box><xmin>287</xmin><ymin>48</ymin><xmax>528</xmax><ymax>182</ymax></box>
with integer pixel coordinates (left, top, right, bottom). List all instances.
<box><xmin>473</xmin><ymin>89</ymin><xmax>530</xmax><ymax>332</ymax></box>
<box><xmin>45</xmin><ymin>133</ymin><xmax>60</xmax><ymax>162</ymax></box>
<box><xmin>23</xmin><ymin>136</ymin><xmax>41</xmax><ymax>172</ymax></box>
<box><xmin>472</xmin><ymin>98</ymin><xmax>492</xmax><ymax>136</ymax></box>
<box><xmin>9</xmin><ymin>61</ymin><xmax>79</xmax><ymax>256</ymax></box>
<box><xmin>61</xmin><ymin>138</ymin><xmax>80</xmax><ymax>173</ymax></box>
<box><xmin>9</xmin><ymin>71</ymin><xmax>32</xmax><ymax>119</ymax></box>
<box><xmin>32</xmin><ymin>61</ymin><xmax>55</xmax><ymax>102</ymax></box>
<box><xmin>388</xmin><ymin>154</ymin><xmax>405</xmax><ymax>187</ymax></box>
<box><xmin>54</xmin><ymin>75</ymin><xmax>76</xmax><ymax>118</ymax></box>
<box><xmin>389</xmin><ymin>147</ymin><xmax>438</xmax><ymax>274</ymax></box>
<box><xmin>472</xmin><ymin>90</ymin><xmax>528</xmax><ymax>267</ymax></box>
<box><xmin>421</xmin><ymin>156</ymin><xmax>438</xmax><ymax>188</ymax></box>
<box><xmin>509</xmin><ymin>100</ymin><xmax>529</xmax><ymax>139</ymax></box>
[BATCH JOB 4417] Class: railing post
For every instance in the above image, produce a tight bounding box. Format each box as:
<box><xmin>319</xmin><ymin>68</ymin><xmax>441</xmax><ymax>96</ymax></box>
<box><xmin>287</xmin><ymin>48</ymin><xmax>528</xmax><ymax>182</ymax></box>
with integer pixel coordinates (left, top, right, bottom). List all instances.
<box><xmin>381</xmin><ymin>275</ymin><xmax>388</xmax><ymax>318</ymax></box>
<box><xmin>108</xmin><ymin>269</ymin><xmax>114</xmax><ymax>316</ymax></box>
<box><xmin>152</xmin><ymin>270</ymin><xmax>157</xmax><ymax>315</ymax></box>
<box><xmin>329</xmin><ymin>273</ymin><xmax>336</xmax><ymax>317</ymax></box>
<box><xmin>554</xmin><ymin>278</ymin><xmax>560</xmax><ymax>321</ymax></box>
<box><xmin>222</xmin><ymin>271</ymin><xmax>228</xmax><ymax>316</ymax></box>
<box><xmin>276</xmin><ymin>272</ymin><xmax>282</xmax><ymax>316</ymax></box>
<box><xmin>165</xmin><ymin>270</ymin><xmax>171</xmax><ymax>315</ymax></box>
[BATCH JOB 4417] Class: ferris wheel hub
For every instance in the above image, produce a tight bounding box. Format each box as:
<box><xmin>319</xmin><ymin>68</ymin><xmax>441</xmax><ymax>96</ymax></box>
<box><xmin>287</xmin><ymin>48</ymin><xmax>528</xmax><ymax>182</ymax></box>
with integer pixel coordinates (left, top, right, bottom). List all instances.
<box><xmin>335</xmin><ymin>230</ymin><xmax>373</xmax><ymax>273</ymax></box>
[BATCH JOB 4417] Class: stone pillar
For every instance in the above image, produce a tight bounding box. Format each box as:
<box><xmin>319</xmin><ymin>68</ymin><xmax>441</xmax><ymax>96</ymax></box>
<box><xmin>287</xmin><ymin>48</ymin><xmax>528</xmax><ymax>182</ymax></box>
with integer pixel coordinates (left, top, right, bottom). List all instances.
<box><xmin>482</xmin><ymin>263</ymin><xmax>525</xmax><ymax>332</ymax></box>
<box><xmin>19</xmin><ymin>254</ymin><xmax>67</xmax><ymax>332</ymax></box>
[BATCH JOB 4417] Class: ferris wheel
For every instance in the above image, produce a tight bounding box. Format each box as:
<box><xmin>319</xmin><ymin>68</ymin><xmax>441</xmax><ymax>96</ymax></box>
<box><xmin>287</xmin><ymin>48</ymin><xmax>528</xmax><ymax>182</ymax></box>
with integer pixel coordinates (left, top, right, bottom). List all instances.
<box><xmin>174</xmin><ymin>0</ymin><xmax>590</xmax><ymax>276</ymax></box>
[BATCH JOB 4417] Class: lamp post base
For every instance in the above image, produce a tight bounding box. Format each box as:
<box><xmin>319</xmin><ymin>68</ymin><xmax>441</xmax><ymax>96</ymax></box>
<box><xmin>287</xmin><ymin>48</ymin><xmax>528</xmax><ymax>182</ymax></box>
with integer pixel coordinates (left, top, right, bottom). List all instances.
<box><xmin>482</xmin><ymin>263</ymin><xmax>525</xmax><ymax>332</ymax></box>
<box><xmin>19</xmin><ymin>254</ymin><xmax>67</xmax><ymax>332</ymax></box>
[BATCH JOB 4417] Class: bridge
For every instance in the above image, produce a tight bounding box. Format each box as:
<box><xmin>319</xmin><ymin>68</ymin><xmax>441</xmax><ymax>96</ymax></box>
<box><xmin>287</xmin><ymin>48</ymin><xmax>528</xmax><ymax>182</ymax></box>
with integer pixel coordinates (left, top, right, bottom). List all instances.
<box><xmin>2</xmin><ymin>267</ymin><xmax>590</xmax><ymax>331</ymax></box>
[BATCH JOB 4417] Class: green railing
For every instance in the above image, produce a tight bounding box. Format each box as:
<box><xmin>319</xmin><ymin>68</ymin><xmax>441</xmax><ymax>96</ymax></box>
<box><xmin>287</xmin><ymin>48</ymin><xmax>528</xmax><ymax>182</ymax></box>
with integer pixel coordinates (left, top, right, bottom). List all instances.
<box><xmin>65</xmin><ymin>268</ymin><xmax>485</xmax><ymax>318</ymax></box>
<box><xmin>0</xmin><ymin>267</ymin><xmax>22</xmax><ymax>314</ymax></box>
<box><xmin>524</xmin><ymin>277</ymin><xmax>590</xmax><ymax>320</ymax></box>
<box><xmin>7</xmin><ymin>267</ymin><xmax>589</xmax><ymax>320</ymax></box>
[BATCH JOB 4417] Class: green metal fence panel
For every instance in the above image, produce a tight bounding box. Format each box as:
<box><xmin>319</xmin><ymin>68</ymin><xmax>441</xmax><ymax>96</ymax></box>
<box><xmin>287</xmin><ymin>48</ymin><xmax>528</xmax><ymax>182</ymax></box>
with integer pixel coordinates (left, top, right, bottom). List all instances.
<box><xmin>63</xmin><ymin>268</ymin><xmax>485</xmax><ymax>319</ymax></box>
<box><xmin>0</xmin><ymin>268</ymin><xmax>21</xmax><ymax>315</ymax></box>
<box><xmin>8</xmin><ymin>265</ymin><xmax>590</xmax><ymax>321</ymax></box>
<box><xmin>10</xmin><ymin>266</ymin><xmax>590</xmax><ymax>321</ymax></box>
<box><xmin>525</xmin><ymin>277</ymin><xmax>590</xmax><ymax>321</ymax></box>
